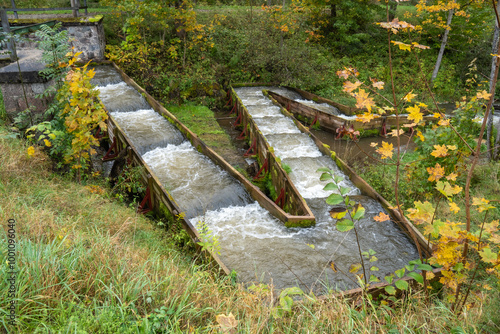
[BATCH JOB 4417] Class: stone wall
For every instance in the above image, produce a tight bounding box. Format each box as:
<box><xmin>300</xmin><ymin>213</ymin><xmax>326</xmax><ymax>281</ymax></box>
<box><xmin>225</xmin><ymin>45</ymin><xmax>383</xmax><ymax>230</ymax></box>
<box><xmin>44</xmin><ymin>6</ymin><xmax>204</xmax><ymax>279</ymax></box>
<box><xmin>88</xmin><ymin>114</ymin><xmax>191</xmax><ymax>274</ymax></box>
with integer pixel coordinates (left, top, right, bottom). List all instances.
<box><xmin>10</xmin><ymin>17</ymin><xmax>106</xmax><ymax>62</ymax></box>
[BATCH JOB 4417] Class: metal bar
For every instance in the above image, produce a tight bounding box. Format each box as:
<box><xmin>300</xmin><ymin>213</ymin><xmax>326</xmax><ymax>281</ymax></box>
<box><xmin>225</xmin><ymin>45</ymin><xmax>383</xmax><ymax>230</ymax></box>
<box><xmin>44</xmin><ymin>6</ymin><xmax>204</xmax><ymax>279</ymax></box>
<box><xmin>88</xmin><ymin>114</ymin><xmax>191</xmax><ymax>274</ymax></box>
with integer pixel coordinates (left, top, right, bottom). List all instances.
<box><xmin>10</xmin><ymin>0</ymin><xmax>17</xmax><ymax>19</ymax></box>
<box><xmin>0</xmin><ymin>8</ymin><xmax>16</xmax><ymax>62</ymax></box>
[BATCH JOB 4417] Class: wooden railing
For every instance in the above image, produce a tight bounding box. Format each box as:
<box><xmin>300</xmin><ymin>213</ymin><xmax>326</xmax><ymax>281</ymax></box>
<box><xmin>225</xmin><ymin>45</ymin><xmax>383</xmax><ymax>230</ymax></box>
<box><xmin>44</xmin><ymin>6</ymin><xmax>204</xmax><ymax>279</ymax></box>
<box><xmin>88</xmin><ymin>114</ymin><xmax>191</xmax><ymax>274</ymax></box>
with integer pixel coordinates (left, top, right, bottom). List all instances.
<box><xmin>3</xmin><ymin>0</ymin><xmax>89</xmax><ymax>18</ymax></box>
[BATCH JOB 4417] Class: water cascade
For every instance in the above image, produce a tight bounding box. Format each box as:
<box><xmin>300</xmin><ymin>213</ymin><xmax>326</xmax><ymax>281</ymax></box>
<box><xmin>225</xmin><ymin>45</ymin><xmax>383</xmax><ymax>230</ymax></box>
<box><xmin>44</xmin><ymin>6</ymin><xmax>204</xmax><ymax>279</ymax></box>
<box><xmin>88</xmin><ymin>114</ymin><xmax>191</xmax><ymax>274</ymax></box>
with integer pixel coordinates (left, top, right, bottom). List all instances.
<box><xmin>93</xmin><ymin>66</ymin><xmax>420</xmax><ymax>293</ymax></box>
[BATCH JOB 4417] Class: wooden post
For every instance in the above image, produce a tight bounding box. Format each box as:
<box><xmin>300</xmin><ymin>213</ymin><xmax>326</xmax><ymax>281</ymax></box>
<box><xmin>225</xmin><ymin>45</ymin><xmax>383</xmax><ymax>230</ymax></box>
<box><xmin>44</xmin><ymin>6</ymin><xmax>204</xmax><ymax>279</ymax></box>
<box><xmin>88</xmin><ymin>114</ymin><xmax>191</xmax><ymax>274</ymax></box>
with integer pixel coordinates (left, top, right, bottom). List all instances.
<box><xmin>0</xmin><ymin>8</ymin><xmax>16</xmax><ymax>62</ymax></box>
<box><xmin>70</xmin><ymin>0</ymin><xmax>79</xmax><ymax>17</ymax></box>
<box><xmin>10</xmin><ymin>0</ymin><xmax>18</xmax><ymax>19</ymax></box>
<box><xmin>83</xmin><ymin>0</ymin><xmax>87</xmax><ymax>16</ymax></box>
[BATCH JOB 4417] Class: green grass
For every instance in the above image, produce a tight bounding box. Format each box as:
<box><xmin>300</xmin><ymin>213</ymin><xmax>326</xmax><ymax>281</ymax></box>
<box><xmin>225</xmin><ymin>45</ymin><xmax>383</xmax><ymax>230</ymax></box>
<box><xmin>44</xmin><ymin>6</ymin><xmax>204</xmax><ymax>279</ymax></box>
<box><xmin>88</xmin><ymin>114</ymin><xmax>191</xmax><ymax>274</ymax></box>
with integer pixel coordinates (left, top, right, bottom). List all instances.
<box><xmin>165</xmin><ymin>102</ymin><xmax>242</xmax><ymax>160</ymax></box>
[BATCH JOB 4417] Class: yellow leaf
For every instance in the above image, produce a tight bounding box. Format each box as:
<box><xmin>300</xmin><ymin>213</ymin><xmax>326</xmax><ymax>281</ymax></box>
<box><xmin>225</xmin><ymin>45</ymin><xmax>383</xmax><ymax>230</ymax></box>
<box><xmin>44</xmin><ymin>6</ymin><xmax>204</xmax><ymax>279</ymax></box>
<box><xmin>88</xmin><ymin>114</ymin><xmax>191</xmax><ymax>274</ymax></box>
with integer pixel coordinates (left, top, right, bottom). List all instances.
<box><xmin>472</xmin><ymin>197</ymin><xmax>495</xmax><ymax>212</ymax></box>
<box><xmin>356</xmin><ymin>112</ymin><xmax>378</xmax><ymax>123</ymax></box>
<box><xmin>407</xmin><ymin>104</ymin><xmax>423</xmax><ymax>124</ymax></box>
<box><xmin>476</xmin><ymin>90</ymin><xmax>491</xmax><ymax>100</ymax></box>
<box><xmin>431</xmin><ymin>144</ymin><xmax>449</xmax><ymax>158</ymax></box>
<box><xmin>43</xmin><ymin>139</ymin><xmax>52</xmax><ymax>147</ymax></box>
<box><xmin>412</xmin><ymin>42</ymin><xmax>430</xmax><ymax>50</ymax></box>
<box><xmin>389</xmin><ymin>129</ymin><xmax>405</xmax><ymax>137</ymax></box>
<box><xmin>355</xmin><ymin>89</ymin><xmax>376</xmax><ymax>111</ymax></box>
<box><xmin>404</xmin><ymin>91</ymin><xmax>417</xmax><ymax>102</ymax></box>
<box><xmin>427</xmin><ymin>163</ymin><xmax>445</xmax><ymax>182</ymax></box>
<box><xmin>449</xmin><ymin>202</ymin><xmax>460</xmax><ymax>214</ymax></box>
<box><xmin>343</xmin><ymin>80</ymin><xmax>362</xmax><ymax>93</ymax></box>
<box><xmin>27</xmin><ymin>146</ymin><xmax>35</xmax><ymax>157</ymax></box>
<box><xmin>438</xmin><ymin>119</ymin><xmax>450</xmax><ymax>126</ymax></box>
<box><xmin>374</xmin><ymin>212</ymin><xmax>390</xmax><ymax>222</ymax></box>
<box><xmin>446</xmin><ymin>173</ymin><xmax>458</xmax><ymax>181</ymax></box>
<box><xmin>416</xmin><ymin>130</ymin><xmax>425</xmax><ymax>141</ymax></box>
<box><xmin>391</xmin><ymin>41</ymin><xmax>412</xmax><ymax>51</ymax></box>
<box><xmin>376</xmin><ymin>141</ymin><xmax>394</xmax><ymax>160</ymax></box>
<box><xmin>372</xmin><ymin>81</ymin><xmax>385</xmax><ymax>90</ymax></box>
<box><xmin>370</xmin><ymin>142</ymin><xmax>378</xmax><ymax>147</ymax></box>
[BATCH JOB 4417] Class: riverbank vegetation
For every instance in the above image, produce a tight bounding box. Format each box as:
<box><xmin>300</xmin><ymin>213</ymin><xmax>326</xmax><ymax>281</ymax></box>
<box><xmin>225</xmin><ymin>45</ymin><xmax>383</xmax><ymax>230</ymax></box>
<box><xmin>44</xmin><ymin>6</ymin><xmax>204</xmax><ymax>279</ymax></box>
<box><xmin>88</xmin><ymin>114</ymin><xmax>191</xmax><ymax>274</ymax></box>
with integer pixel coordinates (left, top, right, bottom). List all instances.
<box><xmin>1</xmin><ymin>0</ymin><xmax>500</xmax><ymax>332</ymax></box>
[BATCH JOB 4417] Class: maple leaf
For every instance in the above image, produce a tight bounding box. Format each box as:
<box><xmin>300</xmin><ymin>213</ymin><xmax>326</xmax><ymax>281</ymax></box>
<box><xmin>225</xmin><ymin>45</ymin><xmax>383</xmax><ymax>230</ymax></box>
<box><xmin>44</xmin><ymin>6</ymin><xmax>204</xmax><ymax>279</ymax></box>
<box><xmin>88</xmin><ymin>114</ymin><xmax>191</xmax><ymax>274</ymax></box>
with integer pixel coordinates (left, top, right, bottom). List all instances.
<box><xmin>407</xmin><ymin>201</ymin><xmax>434</xmax><ymax>225</ymax></box>
<box><xmin>407</xmin><ymin>104</ymin><xmax>423</xmax><ymax>124</ymax></box>
<box><xmin>433</xmin><ymin>113</ymin><xmax>442</xmax><ymax>119</ymax></box>
<box><xmin>472</xmin><ymin>197</ymin><xmax>495</xmax><ymax>212</ymax></box>
<box><xmin>336</xmin><ymin>69</ymin><xmax>349</xmax><ymax>79</ymax></box>
<box><xmin>427</xmin><ymin>163</ymin><xmax>445</xmax><ymax>182</ymax></box>
<box><xmin>412</xmin><ymin>42</ymin><xmax>430</xmax><ymax>50</ymax></box>
<box><xmin>370</xmin><ymin>142</ymin><xmax>378</xmax><ymax>147</ymax></box>
<box><xmin>372</xmin><ymin>81</ymin><xmax>385</xmax><ymax>90</ymax></box>
<box><xmin>431</xmin><ymin>144</ymin><xmax>449</xmax><ymax>158</ymax></box>
<box><xmin>43</xmin><ymin>139</ymin><xmax>52</xmax><ymax>147</ymax></box>
<box><xmin>343</xmin><ymin>80</ymin><xmax>362</xmax><ymax>93</ymax></box>
<box><xmin>389</xmin><ymin>129</ymin><xmax>405</xmax><ymax>137</ymax></box>
<box><xmin>355</xmin><ymin>89</ymin><xmax>376</xmax><ymax>111</ymax></box>
<box><xmin>446</xmin><ymin>173</ymin><xmax>458</xmax><ymax>181</ymax></box>
<box><xmin>376</xmin><ymin>141</ymin><xmax>394</xmax><ymax>160</ymax></box>
<box><xmin>438</xmin><ymin>119</ymin><xmax>450</xmax><ymax>126</ymax></box>
<box><xmin>216</xmin><ymin>313</ymin><xmax>238</xmax><ymax>333</ymax></box>
<box><xmin>436</xmin><ymin>181</ymin><xmax>462</xmax><ymax>198</ymax></box>
<box><xmin>476</xmin><ymin>90</ymin><xmax>491</xmax><ymax>100</ymax></box>
<box><xmin>374</xmin><ymin>212</ymin><xmax>390</xmax><ymax>222</ymax></box>
<box><xmin>403</xmin><ymin>91</ymin><xmax>417</xmax><ymax>102</ymax></box>
<box><xmin>449</xmin><ymin>202</ymin><xmax>460</xmax><ymax>214</ymax></box>
<box><xmin>479</xmin><ymin>247</ymin><xmax>498</xmax><ymax>264</ymax></box>
<box><xmin>392</xmin><ymin>41</ymin><xmax>412</xmax><ymax>51</ymax></box>
<box><xmin>356</xmin><ymin>112</ymin><xmax>378</xmax><ymax>123</ymax></box>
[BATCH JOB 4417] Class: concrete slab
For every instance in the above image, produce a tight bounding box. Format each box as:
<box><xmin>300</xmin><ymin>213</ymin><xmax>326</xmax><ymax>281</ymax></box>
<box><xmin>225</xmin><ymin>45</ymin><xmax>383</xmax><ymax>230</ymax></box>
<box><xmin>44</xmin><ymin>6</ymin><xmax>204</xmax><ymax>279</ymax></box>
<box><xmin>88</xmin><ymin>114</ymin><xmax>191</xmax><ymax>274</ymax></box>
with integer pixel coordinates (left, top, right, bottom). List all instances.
<box><xmin>0</xmin><ymin>49</ymin><xmax>47</xmax><ymax>83</ymax></box>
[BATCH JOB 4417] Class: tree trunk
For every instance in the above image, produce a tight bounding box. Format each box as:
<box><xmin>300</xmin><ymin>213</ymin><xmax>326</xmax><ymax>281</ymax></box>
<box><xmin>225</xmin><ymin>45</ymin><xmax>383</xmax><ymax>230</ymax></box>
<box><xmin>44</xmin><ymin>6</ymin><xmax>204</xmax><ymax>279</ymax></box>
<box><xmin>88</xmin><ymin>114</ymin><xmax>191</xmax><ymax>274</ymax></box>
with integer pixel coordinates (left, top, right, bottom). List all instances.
<box><xmin>488</xmin><ymin>0</ymin><xmax>500</xmax><ymax>160</ymax></box>
<box><xmin>389</xmin><ymin>0</ymin><xmax>398</xmax><ymax>21</ymax></box>
<box><xmin>431</xmin><ymin>9</ymin><xmax>454</xmax><ymax>82</ymax></box>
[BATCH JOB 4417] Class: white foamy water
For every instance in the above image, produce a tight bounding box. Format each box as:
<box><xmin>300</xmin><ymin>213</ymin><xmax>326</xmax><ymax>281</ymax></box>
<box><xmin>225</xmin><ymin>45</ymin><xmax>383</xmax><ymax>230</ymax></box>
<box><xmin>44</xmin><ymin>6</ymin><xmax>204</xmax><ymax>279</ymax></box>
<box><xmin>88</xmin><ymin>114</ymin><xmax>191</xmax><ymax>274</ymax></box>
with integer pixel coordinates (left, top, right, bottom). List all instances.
<box><xmin>295</xmin><ymin>99</ymin><xmax>340</xmax><ymax>116</ymax></box>
<box><xmin>265</xmin><ymin>133</ymin><xmax>323</xmax><ymax>159</ymax></box>
<box><xmin>282</xmin><ymin>157</ymin><xmax>360</xmax><ymax>199</ymax></box>
<box><xmin>252</xmin><ymin>116</ymin><xmax>301</xmax><ymax>135</ymax></box>
<box><xmin>143</xmin><ymin>143</ymin><xmax>253</xmax><ymax>219</ymax></box>
<box><xmin>111</xmin><ymin>109</ymin><xmax>185</xmax><ymax>155</ymax></box>
<box><xmin>90</xmin><ymin>65</ymin><xmax>123</xmax><ymax>86</ymax></box>
<box><xmin>98</xmin><ymin>82</ymin><xmax>150</xmax><ymax>112</ymax></box>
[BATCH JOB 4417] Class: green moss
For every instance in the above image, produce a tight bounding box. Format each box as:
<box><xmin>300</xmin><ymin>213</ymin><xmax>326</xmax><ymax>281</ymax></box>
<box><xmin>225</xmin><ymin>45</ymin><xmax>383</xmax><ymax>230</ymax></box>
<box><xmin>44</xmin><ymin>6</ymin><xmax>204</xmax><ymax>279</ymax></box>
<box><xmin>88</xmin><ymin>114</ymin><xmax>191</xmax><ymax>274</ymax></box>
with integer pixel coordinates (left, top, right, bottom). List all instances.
<box><xmin>285</xmin><ymin>219</ymin><xmax>315</xmax><ymax>228</ymax></box>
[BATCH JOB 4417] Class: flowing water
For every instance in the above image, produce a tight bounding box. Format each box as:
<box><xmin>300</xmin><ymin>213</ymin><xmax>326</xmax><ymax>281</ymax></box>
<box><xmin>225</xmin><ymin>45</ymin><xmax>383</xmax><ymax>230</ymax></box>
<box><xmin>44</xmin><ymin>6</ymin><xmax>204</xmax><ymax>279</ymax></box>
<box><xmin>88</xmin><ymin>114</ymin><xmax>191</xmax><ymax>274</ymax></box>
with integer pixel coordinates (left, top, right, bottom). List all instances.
<box><xmin>93</xmin><ymin>67</ymin><xmax>420</xmax><ymax>293</ymax></box>
<box><xmin>232</xmin><ymin>86</ymin><xmax>420</xmax><ymax>292</ymax></box>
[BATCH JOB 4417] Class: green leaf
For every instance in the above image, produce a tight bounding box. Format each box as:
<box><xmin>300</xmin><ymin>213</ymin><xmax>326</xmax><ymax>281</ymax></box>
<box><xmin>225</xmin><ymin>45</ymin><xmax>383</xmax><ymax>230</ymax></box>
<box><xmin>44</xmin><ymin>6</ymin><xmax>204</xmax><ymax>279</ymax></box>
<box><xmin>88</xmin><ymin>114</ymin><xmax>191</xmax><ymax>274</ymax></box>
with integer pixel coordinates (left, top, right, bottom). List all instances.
<box><xmin>405</xmin><ymin>264</ymin><xmax>415</xmax><ymax>271</ymax></box>
<box><xmin>280</xmin><ymin>295</ymin><xmax>293</xmax><ymax>312</ymax></box>
<box><xmin>282</xmin><ymin>287</ymin><xmax>303</xmax><ymax>296</ymax></box>
<box><xmin>352</xmin><ymin>206</ymin><xmax>366</xmax><ymax>220</ymax></box>
<box><xmin>323</xmin><ymin>182</ymin><xmax>337</xmax><ymax>191</ymax></box>
<box><xmin>368</xmin><ymin>249</ymin><xmax>376</xmax><ymax>256</ymax></box>
<box><xmin>408</xmin><ymin>272</ymin><xmax>424</xmax><ymax>284</ymax></box>
<box><xmin>384</xmin><ymin>274</ymin><xmax>394</xmax><ymax>284</ymax></box>
<box><xmin>340</xmin><ymin>186</ymin><xmax>351</xmax><ymax>196</ymax></box>
<box><xmin>369</xmin><ymin>256</ymin><xmax>378</xmax><ymax>262</ymax></box>
<box><xmin>370</xmin><ymin>266</ymin><xmax>379</xmax><ymax>271</ymax></box>
<box><xmin>395</xmin><ymin>268</ymin><xmax>405</xmax><ymax>278</ymax></box>
<box><xmin>316</xmin><ymin>167</ymin><xmax>331</xmax><ymax>173</ymax></box>
<box><xmin>326</xmin><ymin>194</ymin><xmax>344</xmax><ymax>205</ymax></box>
<box><xmin>394</xmin><ymin>279</ymin><xmax>409</xmax><ymax>290</ymax></box>
<box><xmin>334</xmin><ymin>175</ymin><xmax>344</xmax><ymax>184</ymax></box>
<box><xmin>385</xmin><ymin>285</ymin><xmax>396</xmax><ymax>295</ymax></box>
<box><xmin>320</xmin><ymin>172</ymin><xmax>333</xmax><ymax>181</ymax></box>
<box><xmin>369</xmin><ymin>274</ymin><xmax>380</xmax><ymax>283</ymax></box>
<box><xmin>479</xmin><ymin>247</ymin><xmax>498</xmax><ymax>264</ymax></box>
<box><xmin>416</xmin><ymin>264</ymin><xmax>433</xmax><ymax>271</ymax></box>
<box><xmin>336</xmin><ymin>219</ymin><xmax>354</xmax><ymax>232</ymax></box>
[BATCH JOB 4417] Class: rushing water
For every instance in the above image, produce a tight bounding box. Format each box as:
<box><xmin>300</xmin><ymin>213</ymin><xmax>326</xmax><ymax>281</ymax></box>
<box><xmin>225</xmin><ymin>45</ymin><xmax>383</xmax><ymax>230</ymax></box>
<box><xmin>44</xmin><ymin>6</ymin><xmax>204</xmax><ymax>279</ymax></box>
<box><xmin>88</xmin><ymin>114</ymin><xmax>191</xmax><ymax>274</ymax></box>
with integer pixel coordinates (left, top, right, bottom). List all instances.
<box><xmin>232</xmin><ymin>86</ymin><xmax>420</xmax><ymax>292</ymax></box>
<box><xmin>94</xmin><ymin>66</ymin><xmax>420</xmax><ymax>293</ymax></box>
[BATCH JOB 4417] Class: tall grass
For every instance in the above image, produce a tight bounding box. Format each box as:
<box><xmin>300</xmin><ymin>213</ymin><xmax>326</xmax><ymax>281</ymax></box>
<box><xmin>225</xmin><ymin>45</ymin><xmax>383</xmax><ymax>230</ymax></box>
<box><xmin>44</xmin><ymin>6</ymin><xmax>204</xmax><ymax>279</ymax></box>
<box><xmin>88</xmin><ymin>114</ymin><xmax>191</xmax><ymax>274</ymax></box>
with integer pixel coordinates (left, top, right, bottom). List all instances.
<box><xmin>0</xmin><ymin>120</ymin><xmax>497</xmax><ymax>332</ymax></box>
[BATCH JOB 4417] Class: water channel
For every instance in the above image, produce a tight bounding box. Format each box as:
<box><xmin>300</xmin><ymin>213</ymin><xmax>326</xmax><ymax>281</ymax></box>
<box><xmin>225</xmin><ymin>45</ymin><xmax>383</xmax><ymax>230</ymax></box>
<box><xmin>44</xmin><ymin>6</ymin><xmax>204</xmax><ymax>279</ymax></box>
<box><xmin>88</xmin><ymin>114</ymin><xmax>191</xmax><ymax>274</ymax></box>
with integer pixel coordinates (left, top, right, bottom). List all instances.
<box><xmin>93</xmin><ymin>66</ymin><xmax>420</xmax><ymax>293</ymax></box>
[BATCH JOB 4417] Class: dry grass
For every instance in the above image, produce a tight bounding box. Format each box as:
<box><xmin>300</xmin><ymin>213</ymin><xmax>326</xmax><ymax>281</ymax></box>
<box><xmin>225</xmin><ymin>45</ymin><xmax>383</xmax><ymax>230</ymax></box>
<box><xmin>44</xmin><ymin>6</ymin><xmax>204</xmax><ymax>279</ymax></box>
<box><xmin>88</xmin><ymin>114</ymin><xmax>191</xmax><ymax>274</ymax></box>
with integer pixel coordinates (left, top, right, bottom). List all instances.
<box><xmin>0</xmin><ymin>124</ymin><xmax>496</xmax><ymax>333</ymax></box>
